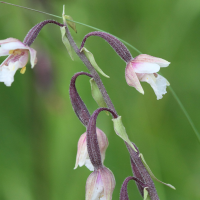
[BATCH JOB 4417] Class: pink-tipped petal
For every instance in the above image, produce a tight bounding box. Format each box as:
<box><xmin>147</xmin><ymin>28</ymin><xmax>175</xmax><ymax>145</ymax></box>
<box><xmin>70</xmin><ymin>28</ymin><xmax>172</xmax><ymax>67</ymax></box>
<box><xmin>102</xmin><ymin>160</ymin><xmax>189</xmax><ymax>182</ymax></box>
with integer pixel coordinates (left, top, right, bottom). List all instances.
<box><xmin>86</xmin><ymin>170</ymin><xmax>99</xmax><ymax>200</ymax></box>
<box><xmin>28</xmin><ymin>47</ymin><xmax>37</xmax><ymax>68</ymax></box>
<box><xmin>74</xmin><ymin>128</ymin><xmax>108</xmax><ymax>171</ymax></box>
<box><xmin>74</xmin><ymin>133</ymin><xmax>87</xmax><ymax>169</ymax></box>
<box><xmin>125</xmin><ymin>62</ymin><xmax>144</xmax><ymax>94</ymax></box>
<box><xmin>0</xmin><ymin>38</ymin><xmax>21</xmax><ymax>45</ymax></box>
<box><xmin>140</xmin><ymin>74</ymin><xmax>170</xmax><ymax>100</ymax></box>
<box><xmin>1</xmin><ymin>41</ymin><xmax>27</xmax><ymax>50</ymax></box>
<box><xmin>86</xmin><ymin>167</ymin><xmax>115</xmax><ymax>200</ymax></box>
<box><xmin>91</xmin><ymin>172</ymin><xmax>104</xmax><ymax>200</ymax></box>
<box><xmin>100</xmin><ymin>167</ymin><xmax>115</xmax><ymax>200</ymax></box>
<box><xmin>133</xmin><ymin>54</ymin><xmax>170</xmax><ymax>67</ymax></box>
<box><xmin>96</xmin><ymin>128</ymin><xmax>109</xmax><ymax>164</ymax></box>
<box><xmin>131</xmin><ymin>61</ymin><xmax>160</xmax><ymax>73</ymax></box>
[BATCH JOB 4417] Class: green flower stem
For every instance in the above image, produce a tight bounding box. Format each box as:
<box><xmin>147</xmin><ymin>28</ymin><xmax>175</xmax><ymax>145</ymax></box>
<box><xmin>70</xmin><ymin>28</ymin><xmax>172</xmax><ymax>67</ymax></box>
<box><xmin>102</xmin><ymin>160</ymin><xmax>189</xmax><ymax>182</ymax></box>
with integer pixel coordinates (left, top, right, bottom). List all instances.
<box><xmin>169</xmin><ymin>86</ymin><xmax>200</xmax><ymax>143</ymax></box>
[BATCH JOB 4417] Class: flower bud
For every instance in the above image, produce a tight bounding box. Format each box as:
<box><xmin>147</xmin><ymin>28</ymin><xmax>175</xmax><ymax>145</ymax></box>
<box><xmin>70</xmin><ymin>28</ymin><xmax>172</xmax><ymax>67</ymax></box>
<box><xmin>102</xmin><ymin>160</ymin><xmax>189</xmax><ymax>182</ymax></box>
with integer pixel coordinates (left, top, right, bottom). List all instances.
<box><xmin>74</xmin><ymin>128</ymin><xmax>108</xmax><ymax>171</ymax></box>
<box><xmin>86</xmin><ymin>166</ymin><xmax>115</xmax><ymax>200</ymax></box>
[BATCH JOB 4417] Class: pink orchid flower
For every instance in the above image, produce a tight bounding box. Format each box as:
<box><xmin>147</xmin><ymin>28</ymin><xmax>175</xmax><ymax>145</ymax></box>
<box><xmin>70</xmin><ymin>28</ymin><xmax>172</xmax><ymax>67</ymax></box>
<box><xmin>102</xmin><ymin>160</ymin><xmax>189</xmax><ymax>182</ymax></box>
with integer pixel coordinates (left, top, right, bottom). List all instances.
<box><xmin>86</xmin><ymin>166</ymin><xmax>115</xmax><ymax>200</ymax></box>
<box><xmin>0</xmin><ymin>38</ymin><xmax>37</xmax><ymax>86</ymax></box>
<box><xmin>74</xmin><ymin>128</ymin><xmax>108</xmax><ymax>171</ymax></box>
<box><xmin>125</xmin><ymin>54</ymin><xmax>170</xmax><ymax>100</ymax></box>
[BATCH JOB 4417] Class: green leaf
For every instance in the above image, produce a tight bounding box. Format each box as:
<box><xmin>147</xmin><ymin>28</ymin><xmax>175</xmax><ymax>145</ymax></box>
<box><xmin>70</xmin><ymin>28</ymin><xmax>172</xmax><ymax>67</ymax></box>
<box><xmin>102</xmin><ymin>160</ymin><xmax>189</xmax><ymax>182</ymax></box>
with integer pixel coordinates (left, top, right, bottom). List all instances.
<box><xmin>143</xmin><ymin>187</ymin><xmax>151</xmax><ymax>200</ymax></box>
<box><xmin>90</xmin><ymin>78</ymin><xmax>108</xmax><ymax>115</ymax></box>
<box><xmin>112</xmin><ymin>116</ymin><xmax>137</xmax><ymax>152</ymax></box>
<box><xmin>139</xmin><ymin>153</ymin><xmax>176</xmax><ymax>190</ymax></box>
<box><xmin>80</xmin><ymin>47</ymin><xmax>110</xmax><ymax>78</ymax></box>
<box><xmin>64</xmin><ymin>15</ymin><xmax>77</xmax><ymax>33</ymax></box>
<box><xmin>60</xmin><ymin>26</ymin><xmax>74</xmax><ymax>60</ymax></box>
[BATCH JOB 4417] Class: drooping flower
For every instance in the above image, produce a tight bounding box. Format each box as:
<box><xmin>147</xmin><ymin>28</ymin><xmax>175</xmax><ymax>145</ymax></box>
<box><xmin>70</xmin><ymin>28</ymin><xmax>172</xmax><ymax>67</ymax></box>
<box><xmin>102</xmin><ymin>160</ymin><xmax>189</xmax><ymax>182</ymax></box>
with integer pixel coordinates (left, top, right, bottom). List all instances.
<box><xmin>86</xmin><ymin>166</ymin><xmax>115</xmax><ymax>200</ymax></box>
<box><xmin>0</xmin><ymin>38</ymin><xmax>37</xmax><ymax>86</ymax></box>
<box><xmin>74</xmin><ymin>128</ymin><xmax>108</xmax><ymax>171</ymax></box>
<box><xmin>125</xmin><ymin>54</ymin><xmax>170</xmax><ymax>100</ymax></box>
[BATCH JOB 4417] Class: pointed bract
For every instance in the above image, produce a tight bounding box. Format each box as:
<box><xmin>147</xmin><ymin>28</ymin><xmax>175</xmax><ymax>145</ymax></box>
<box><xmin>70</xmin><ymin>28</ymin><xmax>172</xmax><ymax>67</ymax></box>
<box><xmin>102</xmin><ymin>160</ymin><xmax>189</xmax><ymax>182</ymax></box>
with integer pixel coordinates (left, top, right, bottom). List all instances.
<box><xmin>125</xmin><ymin>54</ymin><xmax>170</xmax><ymax>99</ymax></box>
<box><xmin>80</xmin><ymin>47</ymin><xmax>110</xmax><ymax>78</ymax></box>
<box><xmin>0</xmin><ymin>38</ymin><xmax>37</xmax><ymax>86</ymax></box>
<box><xmin>74</xmin><ymin>128</ymin><xmax>108</xmax><ymax>171</ymax></box>
<box><xmin>112</xmin><ymin>116</ymin><xmax>137</xmax><ymax>152</ymax></box>
<box><xmin>86</xmin><ymin>166</ymin><xmax>115</xmax><ymax>200</ymax></box>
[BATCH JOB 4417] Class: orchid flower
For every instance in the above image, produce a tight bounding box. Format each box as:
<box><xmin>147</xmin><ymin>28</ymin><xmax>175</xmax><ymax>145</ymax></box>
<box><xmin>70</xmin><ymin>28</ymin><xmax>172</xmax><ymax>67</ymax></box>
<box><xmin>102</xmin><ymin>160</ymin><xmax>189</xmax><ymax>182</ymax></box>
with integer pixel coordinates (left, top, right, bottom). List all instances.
<box><xmin>0</xmin><ymin>38</ymin><xmax>37</xmax><ymax>86</ymax></box>
<box><xmin>86</xmin><ymin>166</ymin><xmax>115</xmax><ymax>200</ymax></box>
<box><xmin>125</xmin><ymin>54</ymin><xmax>170</xmax><ymax>100</ymax></box>
<box><xmin>74</xmin><ymin>128</ymin><xmax>108</xmax><ymax>171</ymax></box>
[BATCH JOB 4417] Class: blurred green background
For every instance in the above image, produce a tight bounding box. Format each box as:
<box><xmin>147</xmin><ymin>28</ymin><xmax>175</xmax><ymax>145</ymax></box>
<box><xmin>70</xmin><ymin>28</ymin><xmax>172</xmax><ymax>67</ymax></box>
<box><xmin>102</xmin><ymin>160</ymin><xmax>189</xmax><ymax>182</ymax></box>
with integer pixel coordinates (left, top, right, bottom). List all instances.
<box><xmin>0</xmin><ymin>0</ymin><xmax>200</xmax><ymax>199</ymax></box>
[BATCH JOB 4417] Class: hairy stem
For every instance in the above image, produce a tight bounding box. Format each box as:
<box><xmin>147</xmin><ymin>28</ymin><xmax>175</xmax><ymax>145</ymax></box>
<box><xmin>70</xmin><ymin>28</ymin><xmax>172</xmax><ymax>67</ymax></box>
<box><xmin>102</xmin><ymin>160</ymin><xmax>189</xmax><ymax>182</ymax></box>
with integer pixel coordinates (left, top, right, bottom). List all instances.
<box><xmin>64</xmin><ymin>24</ymin><xmax>116</xmax><ymax>114</ymax></box>
<box><xmin>64</xmin><ymin>23</ymin><xmax>159</xmax><ymax>200</ymax></box>
<box><xmin>23</xmin><ymin>20</ymin><xmax>64</xmax><ymax>46</ymax></box>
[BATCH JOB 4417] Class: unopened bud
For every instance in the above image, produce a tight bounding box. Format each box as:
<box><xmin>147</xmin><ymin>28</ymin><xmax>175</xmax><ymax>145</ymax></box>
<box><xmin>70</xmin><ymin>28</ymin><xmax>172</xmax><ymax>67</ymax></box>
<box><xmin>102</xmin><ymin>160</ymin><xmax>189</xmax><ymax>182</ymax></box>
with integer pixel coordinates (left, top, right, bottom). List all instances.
<box><xmin>74</xmin><ymin>128</ymin><xmax>108</xmax><ymax>171</ymax></box>
<box><xmin>86</xmin><ymin>166</ymin><xmax>115</xmax><ymax>200</ymax></box>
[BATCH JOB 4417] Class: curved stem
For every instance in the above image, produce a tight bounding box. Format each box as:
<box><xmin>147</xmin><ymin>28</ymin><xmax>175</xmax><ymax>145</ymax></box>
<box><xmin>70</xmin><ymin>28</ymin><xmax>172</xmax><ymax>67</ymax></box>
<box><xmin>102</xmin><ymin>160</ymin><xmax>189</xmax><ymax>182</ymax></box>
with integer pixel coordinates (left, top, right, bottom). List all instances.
<box><xmin>23</xmin><ymin>20</ymin><xmax>64</xmax><ymax>46</ymax></box>
<box><xmin>64</xmin><ymin>24</ymin><xmax>117</xmax><ymax>114</ymax></box>
<box><xmin>69</xmin><ymin>72</ymin><xmax>92</xmax><ymax>126</ymax></box>
<box><xmin>80</xmin><ymin>32</ymin><xmax>133</xmax><ymax>63</ymax></box>
<box><xmin>120</xmin><ymin>176</ymin><xmax>147</xmax><ymax>200</ymax></box>
<box><xmin>86</xmin><ymin>108</ymin><xmax>118</xmax><ymax>169</ymax></box>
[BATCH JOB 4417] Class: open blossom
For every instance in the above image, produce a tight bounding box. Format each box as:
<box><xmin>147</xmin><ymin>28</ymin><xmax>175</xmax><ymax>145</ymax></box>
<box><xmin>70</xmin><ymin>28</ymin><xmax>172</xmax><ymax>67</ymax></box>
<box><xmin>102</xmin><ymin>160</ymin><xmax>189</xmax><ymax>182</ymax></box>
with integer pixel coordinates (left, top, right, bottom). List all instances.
<box><xmin>86</xmin><ymin>166</ymin><xmax>115</xmax><ymax>200</ymax></box>
<box><xmin>0</xmin><ymin>38</ymin><xmax>37</xmax><ymax>86</ymax></box>
<box><xmin>125</xmin><ymin>54</ymin><xmax>170</xmax><ymax>100</ymax></box>
<box><xmin>74</xmin><ymin>128</ymin><xmax>108</xmax><ymax>171</ymax></box>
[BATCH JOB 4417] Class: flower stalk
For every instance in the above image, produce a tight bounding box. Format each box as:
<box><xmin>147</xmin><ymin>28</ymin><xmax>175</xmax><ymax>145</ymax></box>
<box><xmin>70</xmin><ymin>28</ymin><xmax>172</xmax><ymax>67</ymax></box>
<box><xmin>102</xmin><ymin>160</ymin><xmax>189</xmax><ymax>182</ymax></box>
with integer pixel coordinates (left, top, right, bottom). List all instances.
<box><xmin>69</xmin><ymin>72</ymin><xmax>92</xmax><ymax>126</ymax></box>
<box><xmin>80</xmin><ymin>31</ymin><xmax>133</xmax><ymax>63</ymax></box>
<box><xmin>23</xmin><ymin>20</ymin><xmax>64</xmax><ymax>46</ymax></box>
<box><xmin>86</xmin><ymin>108</ymin><xmax>117</xmax><ymax>169</ymax></box>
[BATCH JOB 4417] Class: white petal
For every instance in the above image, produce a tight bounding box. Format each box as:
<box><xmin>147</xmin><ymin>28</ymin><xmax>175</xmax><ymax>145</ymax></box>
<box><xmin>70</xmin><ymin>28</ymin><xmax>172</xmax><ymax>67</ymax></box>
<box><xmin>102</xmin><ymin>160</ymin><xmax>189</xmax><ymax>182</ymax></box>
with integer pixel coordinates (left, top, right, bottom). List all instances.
<box><xmin>28</xmin><ymin>47</ymin><xmax>37</xmax><ymax>68</ymax></box>
<box><xmin>140</xmin><ymin>74</ymin><xmax>170</xmax><ymax>100</ymax></box>
<box><xmin>91</xmin><ymin>173</ymin><xmax>104</xmax><ymax>200</ymax></box>
<box><xmin>85</xmin><ymin>159</ymin><xmax>94</xmax><ymax>171</ymax></box>
<box><xmin>77</xmin><ymin>143</ymin><xmax>88</xmax><ymax>167</ymax></box>
<box><xmin>0</xmin><ymin>38</ymin><xmax>20</xmax><ymax>45</ymax></box>
<box><xmin>0</xmin><ymin>48</ymin><xmax>10</xmax><ymax>56</ymax></box>
<box><xmin>1</xmin><ymin>41</ymin><xmax>27</xmax><ymax>50</ymax></box>
<box><xmin>132</xmin><ymin>62</ymin><xmax>160</xmax><ymax>73</ymax></box>
<box><xmin>133</xmin><ymin>54</ymin><xmax>170</xmax><ymax>67</ymax></box>
<box><xmin>0</xmin><ymin>62</ymin><xmax>19</xmax><ymax>86</ymax></box>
